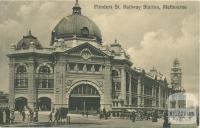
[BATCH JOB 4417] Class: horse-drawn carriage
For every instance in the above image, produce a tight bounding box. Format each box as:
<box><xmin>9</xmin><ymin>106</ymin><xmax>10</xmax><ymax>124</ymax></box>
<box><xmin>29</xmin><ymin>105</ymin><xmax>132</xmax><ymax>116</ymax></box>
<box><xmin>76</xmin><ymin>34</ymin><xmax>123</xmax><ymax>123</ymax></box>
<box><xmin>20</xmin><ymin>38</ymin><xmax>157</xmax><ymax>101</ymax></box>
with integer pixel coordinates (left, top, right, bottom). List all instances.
<box><xmin>53</xmin><ymin>107</ymin><xmax>70</xmax><ymax>124</ymax></box>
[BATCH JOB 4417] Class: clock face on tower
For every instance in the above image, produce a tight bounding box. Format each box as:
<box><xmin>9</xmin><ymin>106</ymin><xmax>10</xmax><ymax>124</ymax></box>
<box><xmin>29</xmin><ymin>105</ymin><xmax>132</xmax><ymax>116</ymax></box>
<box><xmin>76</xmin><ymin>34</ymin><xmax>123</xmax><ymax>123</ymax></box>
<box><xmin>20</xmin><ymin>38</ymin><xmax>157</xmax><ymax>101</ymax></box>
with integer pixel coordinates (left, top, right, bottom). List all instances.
<box><xmin>81</xmin><ymin>49</ymin><xmax>91</xmax><ymax>60</ymax></box>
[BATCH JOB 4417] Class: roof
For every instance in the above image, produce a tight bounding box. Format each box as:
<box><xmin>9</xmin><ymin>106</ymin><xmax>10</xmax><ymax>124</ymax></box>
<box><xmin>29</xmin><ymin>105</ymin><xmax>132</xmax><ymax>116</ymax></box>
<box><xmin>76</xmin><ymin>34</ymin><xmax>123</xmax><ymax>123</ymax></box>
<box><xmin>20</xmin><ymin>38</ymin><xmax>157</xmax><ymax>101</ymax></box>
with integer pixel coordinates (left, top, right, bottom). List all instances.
<box><xmin>16</xmin><ymin>30</ymin><xmax>42</xmax><ymax>49</ymax></box>
<box><xmin>51</xmin><ymin>1</ymin><xmax>102</xmax><ymax>45</ymax></box>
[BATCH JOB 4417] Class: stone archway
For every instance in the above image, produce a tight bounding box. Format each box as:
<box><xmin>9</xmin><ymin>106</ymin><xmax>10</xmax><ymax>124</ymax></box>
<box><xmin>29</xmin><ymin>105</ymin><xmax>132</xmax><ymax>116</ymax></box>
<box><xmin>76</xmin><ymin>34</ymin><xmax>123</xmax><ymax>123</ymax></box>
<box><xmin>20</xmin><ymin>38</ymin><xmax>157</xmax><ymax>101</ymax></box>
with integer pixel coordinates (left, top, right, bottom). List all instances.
<box><xmin>67</xmin><ymin>81</ymin><xmax>102</xmax><ymax>114</ymax></box>
<box><xmin>15</xmin><ymin>97</ymin><xmax>27</xmax><ymax>111</ymax></box>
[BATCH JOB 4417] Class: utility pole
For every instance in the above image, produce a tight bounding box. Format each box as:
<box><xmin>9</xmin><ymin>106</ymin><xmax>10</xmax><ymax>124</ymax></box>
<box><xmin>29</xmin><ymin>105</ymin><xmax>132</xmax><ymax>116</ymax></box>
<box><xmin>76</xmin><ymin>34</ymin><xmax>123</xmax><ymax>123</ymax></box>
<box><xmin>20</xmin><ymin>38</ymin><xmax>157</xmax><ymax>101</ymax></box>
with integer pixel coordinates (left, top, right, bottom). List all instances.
<box><xmin>61</xmin><ymin>73</ymin><xmax>64</xmax><ymax>108</ymax></box>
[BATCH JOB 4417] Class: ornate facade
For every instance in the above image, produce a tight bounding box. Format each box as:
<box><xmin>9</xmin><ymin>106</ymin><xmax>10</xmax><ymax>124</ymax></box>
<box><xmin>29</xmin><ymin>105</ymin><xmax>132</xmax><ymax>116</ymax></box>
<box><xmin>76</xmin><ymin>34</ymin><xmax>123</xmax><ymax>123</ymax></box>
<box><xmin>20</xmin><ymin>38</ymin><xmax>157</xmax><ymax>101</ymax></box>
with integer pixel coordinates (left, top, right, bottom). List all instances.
<box><xmin>7</xmin><ymin>1</ymin><xmax>176</xmax><ymax>114</ymax></box>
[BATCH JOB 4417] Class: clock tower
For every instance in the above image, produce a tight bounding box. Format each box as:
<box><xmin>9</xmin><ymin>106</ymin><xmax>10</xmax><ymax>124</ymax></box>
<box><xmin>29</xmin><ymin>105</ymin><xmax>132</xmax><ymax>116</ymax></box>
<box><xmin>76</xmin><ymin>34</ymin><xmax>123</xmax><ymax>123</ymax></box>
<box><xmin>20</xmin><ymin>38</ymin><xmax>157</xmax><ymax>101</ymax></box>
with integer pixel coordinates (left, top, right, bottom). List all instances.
<box><xmin>171</xmin><ymin>58</ymin><xmax>184</xmax><ymax>92</ymax></box>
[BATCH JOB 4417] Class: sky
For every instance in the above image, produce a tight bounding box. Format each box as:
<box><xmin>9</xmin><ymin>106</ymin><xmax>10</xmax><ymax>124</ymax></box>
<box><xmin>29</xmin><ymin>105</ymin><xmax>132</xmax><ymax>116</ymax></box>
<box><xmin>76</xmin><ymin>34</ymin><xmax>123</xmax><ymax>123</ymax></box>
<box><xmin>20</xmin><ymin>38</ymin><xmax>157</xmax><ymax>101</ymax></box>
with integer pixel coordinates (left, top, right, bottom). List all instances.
<box><xmin>0</xmin><ymin>0</ymin><xmax>199</xmax><ymax>99</ymax></box>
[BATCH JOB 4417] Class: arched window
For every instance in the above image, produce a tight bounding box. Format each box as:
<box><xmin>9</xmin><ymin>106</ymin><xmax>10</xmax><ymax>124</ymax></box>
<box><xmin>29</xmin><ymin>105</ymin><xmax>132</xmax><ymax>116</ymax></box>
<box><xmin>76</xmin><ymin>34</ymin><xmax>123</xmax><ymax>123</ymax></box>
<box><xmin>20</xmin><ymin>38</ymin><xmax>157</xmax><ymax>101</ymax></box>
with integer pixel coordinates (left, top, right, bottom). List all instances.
<box><xmin>71</xmin><ymin>84</ymin><xmax>99</xmax><ymax>96</ymax></box>
<box><xmin>112</xmin><ymin>70</ymin><xmax>119</xmax><ymax>77</ymax></box>
<box><xmin>16</xmin><ymin>65</ymin><xmax>27</xmax><ymax>74</ymax></box>
<box><xmin>15</xmin><ymin>65</ymin><xmax>28</xmax><ymax>88</ymax></box>
<box><xmin>39</xmin><ymin>66</ymin><xmax>51</xmax><ymax>74</ymax></box>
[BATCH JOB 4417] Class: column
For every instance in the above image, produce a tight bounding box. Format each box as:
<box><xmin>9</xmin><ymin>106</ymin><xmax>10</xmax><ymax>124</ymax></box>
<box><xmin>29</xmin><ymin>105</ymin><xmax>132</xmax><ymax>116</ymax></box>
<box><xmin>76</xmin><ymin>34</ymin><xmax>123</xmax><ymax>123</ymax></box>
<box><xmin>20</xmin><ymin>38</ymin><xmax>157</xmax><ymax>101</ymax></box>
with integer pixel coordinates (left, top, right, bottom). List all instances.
<box><xmin>27</xmin><ymin>62</ymin><xmax>37</xmax><ymax>110</ymax></box>
<box><xmin>152</xmin><ymin>85</ymin><xmax>156</xmax><ymax>107</ymax></box>
<box><xmin>158</xmin><ymin>85</ymin><xmax>161</xmax><ymax>108</ymax></box>
<box><xmin>129</xmin><ymin>72</ymin><xmax>132</xmax><ymax>106</ymax></box>
<box><xmin>103</xmin><ymin>64</ymin><xmax>112</xmax><ymax>110</ymax></box>
<box><xmin>137</xmin><ymin>76</ymin><xmax>141</xmax><ymax>107</ymax></box>
<box><xmin>141</xmin><ymin>84</ymin><xmax>144</xmax><ymax>107</ymax></box>
<box><xmin>83</xmin><ymin>64</ymin><xmax>86</xmax><ymax>72</ymax></box>
<box><xmin>8</xmin><ymin>59</ymin><xmax>15</xmax><ymax>110</ymax></box>
<box><xmin>164</xmin><ymin>87</ymin><xmax>167</xmax><ymax>109</ymax></box>
<box><xmin>121</xmin><ymin>68</ymin><xmax>126</xmax><ymax>105</ymax></box>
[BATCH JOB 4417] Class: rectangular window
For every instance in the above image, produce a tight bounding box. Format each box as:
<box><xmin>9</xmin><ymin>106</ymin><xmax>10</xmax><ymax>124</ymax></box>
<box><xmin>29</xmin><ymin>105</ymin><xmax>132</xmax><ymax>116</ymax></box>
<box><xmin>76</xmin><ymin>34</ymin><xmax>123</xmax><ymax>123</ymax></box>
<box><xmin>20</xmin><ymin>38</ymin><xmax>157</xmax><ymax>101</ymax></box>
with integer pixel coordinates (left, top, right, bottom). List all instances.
<box><xmin>86</xmin><ymin>64</ymin><xmax>92</xmax><ymax>71</ymax></box>
<box><xmin>78</xmin><ymin>63</ymin><xmax>84</xmax><ymax>71</ymax></box>
<box><xmin>48</xmin><ymin>79</ymin><xmax>54</xmax><ymax>88</ymax></box>
<box><xmin>94</xmin><ymin>65</ymin><xmax>100</xmax><ymax>72</ymax></box>
<box><xmin>69</xmin><ymin>63</ymin><xmax>75</xmax><ymax>71</ymax></box>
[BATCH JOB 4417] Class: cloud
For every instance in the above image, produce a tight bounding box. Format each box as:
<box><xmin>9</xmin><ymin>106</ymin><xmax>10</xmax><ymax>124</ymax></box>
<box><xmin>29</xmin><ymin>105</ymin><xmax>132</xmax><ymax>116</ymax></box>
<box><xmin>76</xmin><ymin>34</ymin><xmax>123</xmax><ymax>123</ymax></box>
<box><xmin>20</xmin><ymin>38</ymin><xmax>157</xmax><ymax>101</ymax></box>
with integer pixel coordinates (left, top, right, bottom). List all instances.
<box><xmin>127</xmin><ymin>14</ymin><xmax>199</xmax><ymax>97</ymax></box>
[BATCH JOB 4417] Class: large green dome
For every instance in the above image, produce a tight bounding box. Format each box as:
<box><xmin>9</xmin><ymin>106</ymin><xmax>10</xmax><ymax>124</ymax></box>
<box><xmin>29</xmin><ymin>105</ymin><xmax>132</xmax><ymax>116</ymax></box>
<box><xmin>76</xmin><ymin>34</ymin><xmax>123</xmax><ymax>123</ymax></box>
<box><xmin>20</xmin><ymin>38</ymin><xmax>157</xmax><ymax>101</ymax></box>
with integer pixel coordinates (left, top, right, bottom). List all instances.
<box><xmin>51</xmin><ymin>1</ymin><xmax>102</xmax><ymax>45</ymax></box>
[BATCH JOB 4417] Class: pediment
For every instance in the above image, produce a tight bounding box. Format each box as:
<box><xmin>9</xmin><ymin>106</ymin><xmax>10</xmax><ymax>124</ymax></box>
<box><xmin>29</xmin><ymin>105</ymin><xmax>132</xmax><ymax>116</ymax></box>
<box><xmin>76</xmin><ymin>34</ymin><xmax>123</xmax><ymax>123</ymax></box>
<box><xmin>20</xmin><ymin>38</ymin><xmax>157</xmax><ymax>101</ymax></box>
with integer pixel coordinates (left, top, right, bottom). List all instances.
<box><xmin>64</xmin><ymin>42</ymin><xmax>110</xmax><ymax>58</ymax></box>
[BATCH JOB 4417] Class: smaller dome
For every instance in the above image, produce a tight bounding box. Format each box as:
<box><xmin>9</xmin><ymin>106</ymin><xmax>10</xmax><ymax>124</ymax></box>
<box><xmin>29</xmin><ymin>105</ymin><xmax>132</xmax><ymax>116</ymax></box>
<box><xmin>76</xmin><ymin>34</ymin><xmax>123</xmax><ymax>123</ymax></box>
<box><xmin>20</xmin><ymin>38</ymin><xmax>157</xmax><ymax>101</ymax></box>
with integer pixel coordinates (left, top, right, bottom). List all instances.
<box><xmin>16</xmin><ymin>30</ymin><xmax>42</xmax><ymax>49</ymax></box>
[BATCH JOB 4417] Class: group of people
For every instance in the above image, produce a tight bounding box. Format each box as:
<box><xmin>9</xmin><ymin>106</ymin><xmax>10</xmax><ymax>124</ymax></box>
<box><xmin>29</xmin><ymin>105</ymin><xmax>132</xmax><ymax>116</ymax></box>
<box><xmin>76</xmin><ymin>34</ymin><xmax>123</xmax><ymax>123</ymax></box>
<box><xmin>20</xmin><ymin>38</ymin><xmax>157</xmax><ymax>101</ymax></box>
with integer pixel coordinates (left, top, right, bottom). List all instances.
<box><xmin>48</xmin><ymin>108</ymin><xmax>69</xmax><ymax>125</ymax></box>
<box><xmin>99</xmin><ymin>108</ymin><xmax>111</xmax><ymax>120</ymax></box>
<box><xmin>0</xmin><ymin>107</ymin><xmax>15</xmax><ymax>124</ymax></box>
<box><xmin>19</xmin><ymin>106</ymin><xmax>38</xmax><ymax>122</ymax></box>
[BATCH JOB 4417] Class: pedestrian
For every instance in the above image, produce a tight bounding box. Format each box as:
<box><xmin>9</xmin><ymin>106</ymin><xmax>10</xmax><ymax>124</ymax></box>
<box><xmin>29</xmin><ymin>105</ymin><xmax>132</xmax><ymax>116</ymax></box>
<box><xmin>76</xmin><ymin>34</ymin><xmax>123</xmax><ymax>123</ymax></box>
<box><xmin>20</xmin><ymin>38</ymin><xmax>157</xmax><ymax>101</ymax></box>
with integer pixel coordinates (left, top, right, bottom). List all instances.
<box><xmin>197</xmin><ymin>113</ymin><xmax>199</xmax><ymax>126</ymax></box>
<box><xmin>132</xmin><ymin>112</ymin><xmax>136</xmax><ymax>122</ymax></box>
<box><xmin>152</xmin><ymin>110</ymin><xmax>158</xmax><ymax>122</ymax></box>
<box><xmin>33</xmin><ymin>111</ymin><xmax>36</xmax><ymax>122</ymax></box>
<box><xmin>0</xmin><ymin>109</ymin><xmax>3</xmax><ymax>124</ymax></box>
<box><xmin>28</xmin><ymin>108</ymin><xmax>33</xmax><ymax>122</ymax></box>
<box><xmin>86</xmin><ymin>111</ymin><xmax>89</xmax><ymax>118</ymax></box>
<box><xmin>99</xmin><ymin>112</ymin><xmax>102</xmax><ymax>120</ymax></box>
<box><xmin>53</xmin><ymin>109</ymin><xmax>59</xmax><ymax>125</ymax></box>
<box><xmin>10</xmin><ymin>111</ymin><xmax>15</xmax><ymax>124</ymax></box>
<box><xmin>82</xmin><ymin>111</ymin><xmax>84</xmax><ymax>116</ymax></box>
<box><xmin>21</xmin><ymin>110</ymin><xmax>25</xmax><ymax>122</ymax></box>
<box><xmin>5</xmin><ymin>107</ymin><xmax>10</xmax><ymax>124</ymax></box>
<box><xmin>33</xmin><ymin>109</ymin><xmax>38</xmax><ymax>122</ymax></box>
<box><xmin>48</xmin><ymin>111</ymin><xmax>53</xmax><ymax>122</ymax></box>
<box><xmin>163</xmin><ymin>111</ymin><xmax>170</xmax><ymax>128</ymax></box>
<box><xmin>103</xmin><ymin>108</ymin><xmax>106</xmax><ymax>119</ymax></box>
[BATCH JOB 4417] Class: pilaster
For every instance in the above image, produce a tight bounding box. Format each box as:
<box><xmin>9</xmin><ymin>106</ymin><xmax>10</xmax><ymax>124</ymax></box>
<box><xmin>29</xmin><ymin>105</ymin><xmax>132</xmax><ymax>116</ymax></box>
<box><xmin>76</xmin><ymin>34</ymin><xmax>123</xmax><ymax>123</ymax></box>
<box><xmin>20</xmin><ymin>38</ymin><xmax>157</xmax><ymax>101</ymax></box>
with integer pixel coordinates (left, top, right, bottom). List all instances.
<box><xmin>137</xmin><ymin>76</ymin><xmax>141</xmax><ymax>107</ymax></box>
<box><xmin>54</xmin><ymin>61</ymin><xmax>66</xmax><ymax>109</ymax></box>
<box><xmin>103</xmin><ymin>64</ymin><xmax>112</xmax><ymax>110</ymax></box>
<box><xmin>27</xmin><ymin>62</ymin><xmax>36</xmax><ymax>110</ymax></box>
<box><xmin>158</xmin><ymin>85</ymin><xmax>161</xmax><ymax>108</ymax></box>
<box><xmin>120</xmin><ymin>68</ymin><xmax>126</xmax><ymax>105</ymax></box>
<box><xmin>8</xmin><ymin>59</ymin><xmax>15</xmax><ymax>109</ymax></box>
<box><xmin>128</xmin><ymin>72</ymin><xmax>132</xmax><ymax>106</ymax></box>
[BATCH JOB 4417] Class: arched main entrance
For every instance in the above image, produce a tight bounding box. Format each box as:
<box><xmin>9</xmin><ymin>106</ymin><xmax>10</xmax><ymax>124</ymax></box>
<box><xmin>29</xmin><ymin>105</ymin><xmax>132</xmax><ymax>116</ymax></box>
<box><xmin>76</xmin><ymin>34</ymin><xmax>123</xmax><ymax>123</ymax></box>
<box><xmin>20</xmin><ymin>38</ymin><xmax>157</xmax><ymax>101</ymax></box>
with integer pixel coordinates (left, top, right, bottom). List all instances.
<box><xmin>69</xmin><ymin>84</ymin><xmax>100</xmax><ymax>114</ymax></box>
<box><xmin>15</xmin><ymin>97</ymin><xmax>27</xmax><ymax>111</ymax></box>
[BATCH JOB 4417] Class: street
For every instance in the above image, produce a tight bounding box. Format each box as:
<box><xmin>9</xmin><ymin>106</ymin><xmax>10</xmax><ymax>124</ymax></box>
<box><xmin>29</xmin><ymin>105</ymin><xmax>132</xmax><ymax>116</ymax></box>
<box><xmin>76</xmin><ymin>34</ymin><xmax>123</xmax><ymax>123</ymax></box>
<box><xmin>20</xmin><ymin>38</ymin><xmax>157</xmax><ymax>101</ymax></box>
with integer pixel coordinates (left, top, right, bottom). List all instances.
<box><xmin>2</xmin><ymin>111</ymin><xmax>164</xmax><ymax>128</ymax></box>
<box><xmin>1</xmin><ymin>112</ymin><xmax>197</xmax><ymax>128</ymax></box>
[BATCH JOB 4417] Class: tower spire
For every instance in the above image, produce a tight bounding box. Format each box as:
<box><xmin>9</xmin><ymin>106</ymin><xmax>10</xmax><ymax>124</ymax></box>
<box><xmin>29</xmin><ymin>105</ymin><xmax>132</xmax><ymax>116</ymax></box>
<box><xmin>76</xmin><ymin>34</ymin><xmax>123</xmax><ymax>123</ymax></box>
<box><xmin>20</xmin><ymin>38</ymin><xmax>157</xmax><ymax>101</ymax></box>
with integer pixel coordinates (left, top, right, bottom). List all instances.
<box><xmin>28</xmin><ymin>29</ymin><xmax>32</xmax><ymax>36</ymax></box>
<box><xmin>72</xmin><ymin>0</ymin><xmax>81</xmax><ymax>15</ymax></box>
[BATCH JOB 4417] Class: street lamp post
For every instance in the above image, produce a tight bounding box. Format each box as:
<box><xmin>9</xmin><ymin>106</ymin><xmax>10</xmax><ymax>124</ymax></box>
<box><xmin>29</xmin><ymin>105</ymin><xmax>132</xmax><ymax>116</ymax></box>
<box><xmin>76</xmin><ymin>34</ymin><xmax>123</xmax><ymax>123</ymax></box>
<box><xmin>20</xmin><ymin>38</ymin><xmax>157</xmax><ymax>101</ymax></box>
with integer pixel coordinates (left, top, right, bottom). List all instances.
<box><xmin>61</xmin><ymin>73</ymin><xmax>64</xmax><ymax>108</ymax></box>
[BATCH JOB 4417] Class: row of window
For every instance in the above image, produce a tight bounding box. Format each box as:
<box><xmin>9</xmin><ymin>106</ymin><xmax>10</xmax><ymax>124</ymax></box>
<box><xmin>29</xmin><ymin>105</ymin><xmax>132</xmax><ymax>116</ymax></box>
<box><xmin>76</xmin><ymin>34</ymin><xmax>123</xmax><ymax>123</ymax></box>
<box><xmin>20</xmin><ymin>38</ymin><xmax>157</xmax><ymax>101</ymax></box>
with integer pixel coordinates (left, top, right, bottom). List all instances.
<box><xmin>144</xmin><ymin>86</ymin><xmax>152</xmax><ymax>95</ymax></box>
<box><xmin>16</xmin><ymin>65</ymin><xmax>52</xmax><ymax>74</ymax></box>
<box><xmin>71</xmin><ymin>84</ymin><xmax>99</xmax><ymax>95</ymax></box>
<box><xmin>144</xmin><ymin>99</ymin><xmax>152</xmax><ymax>107</ymax></box>
<box><xmin>15</xmin><ymin>79</ymin><xmax>28</xmax><ymax>88</ymax></box>
<box><xmin>37</xmin><ymin>79</ymin><xmax>54</xmax><ymax>88</ymax></box>
<box><xmin>66</xmin><ymin>63</ymin><xmax>104</xmax><ymax>72</ymax></box>
<box><xmin>14</xmin><ymin>79</ymin><xmax>54</xmax><ymax>88</ymax></box>
<box><xmin>112</xmin><ymin>82</ymin><xmax>121</xmax><ymax>91</ymax></box>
